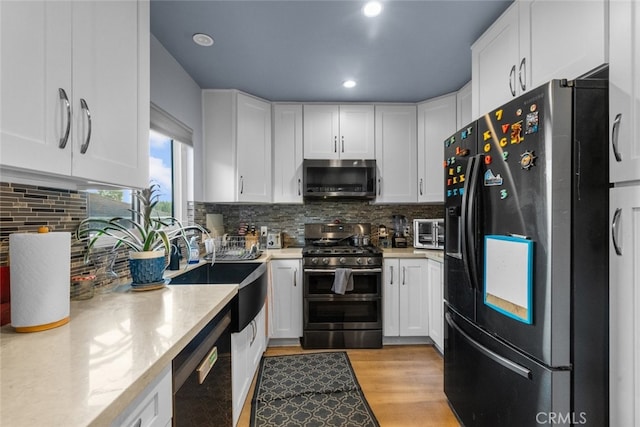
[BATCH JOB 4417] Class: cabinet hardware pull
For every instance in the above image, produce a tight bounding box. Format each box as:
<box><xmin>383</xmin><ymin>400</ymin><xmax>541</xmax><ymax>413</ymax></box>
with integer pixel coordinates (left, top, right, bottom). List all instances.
<box><xmin>79</xmin><ymin>98</ymin><xmax>92</xmax><ymax>154</ymax></box>
<box><xmin>250</xmin><ymin>320</ymin><xmax>257</xmax><ymax>346</ymax></box>
<box><xmin>612</xmin><ymin>113</ymin><xmax>622</xmax><ymax>162</ymax></box>
<box><xmin>612</xmin><ymin>208</ymin><xmax>623</xmax><ymax>256</ymax></box>
<box><xmin>297</xmin><ymin>178</ymin><xmax>301</xmax><ymax>196</ymax></box>
<box><xmin>518</xmin><ymin>57</ymin><xmax>526</xmax><ymax>91</ymax></box>
<box><xmin>419</xmin><ymin>178</ymin><xmax>423</xmax><ymax>196</ymax></box>
<box><xmin>509</xmin><ymin>65</ymin><xmax>516</xmax><ymax>97</ymax></box>
<box><xmin>390</xmin><ymin>265</ymin><xmax>393</xmax><ymax>285</ymax></box>
<box><xmin>240</xmin><ymin>176</ymin><xmax>244</xmax><ymax>194</ymax></box>
<box><xmin>378</xmin><ymin>178</ymin><xmax>381</xmax><ymax>196</ymax></box>
<box><xmin>334</xmin><ymin>136</ymin><xmax>337</xmax><ymax>153</ymax></box>
<box><xmin>402</xmin><ymin>266</ymin><xmax>406</xmax><ymax>285</ymax></box>
<box><xmin>293</xmin><ymin>269</ymin><xmax>297</xmax><ymax>286</ymax></box>
<box><xmin>58</xmin><ymin>88</ymin><xmax>71</xmax><ymax>149</ymax></box>
<box><xmin>341</xmin><ymin>135</ymin><xmax>344</xmax><ymax>153</ymax></box>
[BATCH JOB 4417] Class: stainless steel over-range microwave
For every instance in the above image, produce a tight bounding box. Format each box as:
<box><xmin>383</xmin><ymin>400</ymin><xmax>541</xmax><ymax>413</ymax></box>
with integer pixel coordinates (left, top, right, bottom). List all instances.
<box><xmin>413</xmin><ymin>219</ymin><xmax>445</xmax><ymax>250</ymax></box>
<box><xmin>302</xmin><ymin>159</ymin><xmax>377</xmax><ymax>199</ymax></box>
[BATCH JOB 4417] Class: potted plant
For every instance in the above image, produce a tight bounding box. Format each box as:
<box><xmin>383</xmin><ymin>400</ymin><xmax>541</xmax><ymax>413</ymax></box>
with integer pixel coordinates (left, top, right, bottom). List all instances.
<box><xmin>75</xmin><ymin>184</ymin><xmax>209</xmax><ymax>289</ymax></box>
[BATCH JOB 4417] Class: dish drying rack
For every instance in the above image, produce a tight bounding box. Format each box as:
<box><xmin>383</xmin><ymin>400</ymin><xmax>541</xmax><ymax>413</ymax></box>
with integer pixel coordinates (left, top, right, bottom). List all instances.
<box><xmin>204</xmin><ymin>235</ymin><xmax>262</xmax><ymax>261</ymax></box>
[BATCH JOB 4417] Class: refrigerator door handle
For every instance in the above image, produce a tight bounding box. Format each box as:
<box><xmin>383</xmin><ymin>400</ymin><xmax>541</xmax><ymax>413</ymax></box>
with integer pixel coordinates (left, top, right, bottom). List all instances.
<box><xmin>446</xmin><ymin>312</ymin><xmax>532</xmax><ymax>379</ymax></box>
<box><xmin>461</xmin><ymin>154</ymin><xmax>482</xmax><ymax>290</ymax></box>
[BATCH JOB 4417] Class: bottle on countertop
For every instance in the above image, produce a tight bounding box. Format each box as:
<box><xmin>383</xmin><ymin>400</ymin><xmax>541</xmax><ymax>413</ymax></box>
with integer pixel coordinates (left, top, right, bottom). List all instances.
<box><xmin>188</xmin><ymin>236</ymin><xmax>199</xmax><ymax>264</ymax></box>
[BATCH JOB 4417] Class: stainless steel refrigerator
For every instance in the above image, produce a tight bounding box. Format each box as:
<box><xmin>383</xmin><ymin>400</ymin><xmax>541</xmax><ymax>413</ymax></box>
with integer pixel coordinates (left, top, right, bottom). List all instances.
<box><xmin>443</xmin><ymin>77</ymin><xmax>609</xmax><ymax>426</ymax></box>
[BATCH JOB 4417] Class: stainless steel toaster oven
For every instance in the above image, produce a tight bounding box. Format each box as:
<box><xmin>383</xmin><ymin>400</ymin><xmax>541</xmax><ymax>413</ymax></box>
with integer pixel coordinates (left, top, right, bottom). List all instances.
<box><xmin>413</xmin><ymin>219</ymin><xmax>445</xmax><ymax>250</ymax></box>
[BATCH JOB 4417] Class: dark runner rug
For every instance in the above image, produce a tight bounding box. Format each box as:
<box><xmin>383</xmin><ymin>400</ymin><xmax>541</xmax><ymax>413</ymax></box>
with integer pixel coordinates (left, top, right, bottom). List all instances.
<box><xmin>250</xmin><ymin>352</ymin><xmax>379</xmax><ymax>427</ymax></box>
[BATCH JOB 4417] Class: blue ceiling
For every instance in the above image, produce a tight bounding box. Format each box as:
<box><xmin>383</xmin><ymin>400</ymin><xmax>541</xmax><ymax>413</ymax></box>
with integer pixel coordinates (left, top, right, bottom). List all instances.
<box><xmin>150</xmin><ymin>0</ymin><xmax>512</xmax><ymax>103</ymax></box>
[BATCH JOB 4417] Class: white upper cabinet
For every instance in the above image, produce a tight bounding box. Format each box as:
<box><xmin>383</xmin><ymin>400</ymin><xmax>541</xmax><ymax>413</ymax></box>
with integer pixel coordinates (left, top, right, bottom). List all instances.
<box><xmin>202</xmin><ymin>90</ymin><xmax>272</xmax><ymax>203</ymax></box>
<box><xmin>272</xmin><ymin>104</ymin><xmax>303</xmax><ymax>203</ymax></box>
<box><xmin>609</xmin><ymin>0</ymin><xmax>640</xmax><ymax>184</ymax></box>
<box><xmin>417</xmin><ymin>94</ymin><xmax>456</xmax><ymax>203</ymax></box>
<box><xmin>374</xmin><ymin>105</ymin><xmax>417</xmax><ymax>203</ymax></box>
<box><xmin>303</xmin><ymin>105</ymin><xmax>375</xmax><ymax>160</ymax></box>
<box><xmin>0</xmin><ymin>0</ymin><xmax>149</xmax><ymax>189</ymax></box>
<box><xmin>472</xmin><ymin>0</ymin><xmax>607</xmax><ymax>117</ymax></box>
<box><xmin>456</xmin><ymin>81</ymin><xmax>472</xmax><ymax>128</ymax></box>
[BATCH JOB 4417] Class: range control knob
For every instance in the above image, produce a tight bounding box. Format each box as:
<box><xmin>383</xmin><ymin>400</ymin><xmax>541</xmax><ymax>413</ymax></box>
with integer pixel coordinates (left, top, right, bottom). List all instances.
<box><xmin>356</xmin><ymin>257</ymin><xmax>363</xmax><ymax>265</ymax></box>
<box><xmin>339</xmin><ymin>257</ymin><xmax>346</xmax><ymax>264</ymax></box>
<box><xmin>322</xmin><ymin>257</ymin><xmax>329</xmax><ymax>265</ymax></box>
<box><xmin>310</xmin><ymin>258</ymin><xmax>318</xmax><ymax>265</ymax></box>
<box><xmin>367</xmin><ymin>257</ymin><xmax>374</xmax><ymax>265</ymax></box>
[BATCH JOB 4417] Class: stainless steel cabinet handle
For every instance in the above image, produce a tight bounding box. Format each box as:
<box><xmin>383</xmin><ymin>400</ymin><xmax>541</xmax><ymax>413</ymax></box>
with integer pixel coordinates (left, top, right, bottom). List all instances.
<box><xmin>250</xmin><ymin>320</ymin><xmax>257</xmax><ymax>346</ymax></box>
<box><xmin>297</xmin><ymin>178</ymin><xmax>301</xmax><ymax>196</ymax></box>
<box><xmin>240</xmin><ymin>176</ymin><xmax>244</xmax><ymax>194</ymax></box>
<box><xmin>389</xmin><ymin>265</ymin><xmax>393</xmax><ymax>285</ymax></box>
<box><xmin>402</xmin><ymin>266</ymin><xmax>406</xmax><ymax>285</ymax></box>
<box><xmin>612</xmin><ymin>113</ymin><xmax>622</xmax><ymax>162</ymax></box>
<box><xmin>518</xmin><ymin>57</ymin><xmax>526</xmax><ymax>91</ymax></box>
<box><xmin>341</xmin><ymin>135</ymin><xmax>344</xmax><ymax>153</ymax></box>
<box><xmin>378</xmin><ymin>178</ymin><xmax>381</xmax><ymax>196</ymax></box>
<box><xmin>334</xmin><ymin>136</ymin><xmax>337</xmax><ymax>153</ymax></box>
<box><xmin>58</xmin><ymin>88</ymin><xmax>71</xmax><ymax>149</ymax></box>
<box><xmin>79</xmin><ymin>98</ymin><xmax>92</xmax><ymax>154</ymax></box>
<box><xmin>509</xmin><ymin>65</ymin><xmax>516</xmax><ymax>97</ymax></box>
<box><xmin>293</xmin><ymin>268</ymin><xmax>297</xmax><ymax>287</ymax></box>
<box><xmin>419</xmin><ymin>178</ymin><xmax>423</xmax><ymax>196</ymax></box>
<box><xmin>612</xmin><ymin>208</ymin><xmax>622</xmax><ymax>256</ymax></box>
<box><xmin>133</xmin><ymin>418</ymin><xmax>142</xmax><ymax>427</ymax></box>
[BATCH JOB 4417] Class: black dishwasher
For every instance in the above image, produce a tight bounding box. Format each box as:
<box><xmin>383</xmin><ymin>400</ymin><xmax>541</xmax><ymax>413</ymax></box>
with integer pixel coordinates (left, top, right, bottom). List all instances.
<box><xmin>172</xmin><ymin>304</ymin><xmax>232</xmax><ymax>426</ymax></box>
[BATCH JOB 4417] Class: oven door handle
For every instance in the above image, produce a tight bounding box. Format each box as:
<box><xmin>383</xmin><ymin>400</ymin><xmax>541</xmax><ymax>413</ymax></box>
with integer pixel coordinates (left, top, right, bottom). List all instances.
<box><xmin>304</xmin><ymin>268</ymin><xmax>382</xmax><ymax>273</ymax></box>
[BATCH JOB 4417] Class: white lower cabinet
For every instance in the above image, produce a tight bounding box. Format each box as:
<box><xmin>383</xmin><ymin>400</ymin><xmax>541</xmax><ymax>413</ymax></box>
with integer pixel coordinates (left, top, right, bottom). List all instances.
<box><xmin>610</xmin><ymin>185</ymin><xmax>640</xmax><ymax>427</ymax></box>
<box><xmin>269</xmin><ymin>259</ymin><xmax>303</xmax><ymax>339</ymax></box>
<box><xmin>383</xmin><ymin>258</ymin><xmax>429</xmax><ymax>337</ymax></box>
<box><xmin>231</xmin><ymin>304</ymin><xmax>266</xmax><ymax>426</ymax></box>
<box><xmin>111</xmin><ymin>365</ymin><xmax>172</xmax><ymax>427</ymax></box>
<box><xmin>427</xmin><ymin>259</ymin><xmax>444</xmax><ymax>353</ymax></box>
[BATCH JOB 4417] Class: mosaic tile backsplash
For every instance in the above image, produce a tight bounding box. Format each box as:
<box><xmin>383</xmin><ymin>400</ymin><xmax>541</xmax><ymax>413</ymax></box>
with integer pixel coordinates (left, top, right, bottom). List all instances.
<box><xmin>1</xmin><ymin>182</ymin><xmax>444</xmax><ymax>287</ymax></box>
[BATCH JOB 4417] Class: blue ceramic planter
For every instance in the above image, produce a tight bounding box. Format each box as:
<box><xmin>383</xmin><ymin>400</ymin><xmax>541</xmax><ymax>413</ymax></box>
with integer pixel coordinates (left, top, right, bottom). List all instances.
<box><xmin>129</xmin><ymin>252</ymin><xmax>166</xmax><ymax>284</ymax></box>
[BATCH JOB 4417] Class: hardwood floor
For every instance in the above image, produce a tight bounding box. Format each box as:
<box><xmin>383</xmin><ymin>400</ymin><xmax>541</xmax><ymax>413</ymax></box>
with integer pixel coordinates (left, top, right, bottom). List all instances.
<box><xmin>237</xmin><ymin>344</ymin><xmax>460</xmax><ymax>427</ymax></box>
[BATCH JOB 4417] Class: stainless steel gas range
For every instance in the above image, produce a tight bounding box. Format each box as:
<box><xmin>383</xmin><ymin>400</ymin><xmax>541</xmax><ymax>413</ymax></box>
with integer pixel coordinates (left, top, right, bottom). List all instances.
<box><xmin>302</xmin><ymin>223</ymin><xmax>383</xmax><ymax>349</ymax></box>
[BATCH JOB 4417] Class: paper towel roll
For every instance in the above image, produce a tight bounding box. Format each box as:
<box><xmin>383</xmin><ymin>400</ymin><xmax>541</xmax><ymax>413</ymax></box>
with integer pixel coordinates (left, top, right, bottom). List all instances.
<box><xmin>9</xmin><ymin>231</ymin><xmax>71</xmax><ymax>332</ymax></box>
<box><xmin>206</xmin><ymin>214</ymin><xmax>224</xmax><ymax>236</ymax></box>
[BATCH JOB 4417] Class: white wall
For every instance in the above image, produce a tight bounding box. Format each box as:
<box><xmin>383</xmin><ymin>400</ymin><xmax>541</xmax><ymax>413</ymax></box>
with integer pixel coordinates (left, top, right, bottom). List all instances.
<box><xmin>150</xmin><ymin>35</ymin><xmax>204</xmax><ymax>200</ymax></box>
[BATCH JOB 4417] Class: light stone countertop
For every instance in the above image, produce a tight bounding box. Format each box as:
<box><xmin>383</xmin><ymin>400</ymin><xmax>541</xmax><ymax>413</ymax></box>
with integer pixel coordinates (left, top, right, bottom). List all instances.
<box><xmin>382</xmin><ymin>247</ymin><xmax>444</xmax><ymax>262</ymax></box>
<box><xmin>0</xmin><ymin>284</ymin><xmax>237</xmax><ymax>427</ymax></box>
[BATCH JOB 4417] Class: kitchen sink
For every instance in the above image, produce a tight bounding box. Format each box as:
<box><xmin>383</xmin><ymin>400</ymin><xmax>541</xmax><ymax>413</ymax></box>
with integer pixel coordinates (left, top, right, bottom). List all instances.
<box><xmin>170</xmin><ymin>262</ymin><xmax>267</xmax><ymax>333</ymax></box>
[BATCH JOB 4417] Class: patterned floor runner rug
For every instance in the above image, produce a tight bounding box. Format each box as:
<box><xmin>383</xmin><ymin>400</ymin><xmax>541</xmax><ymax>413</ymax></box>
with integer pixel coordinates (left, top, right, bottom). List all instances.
<box><xmin>250</xmin><ymin>352</ymin><xmax>379</xmax><ymax>427</ymax></box>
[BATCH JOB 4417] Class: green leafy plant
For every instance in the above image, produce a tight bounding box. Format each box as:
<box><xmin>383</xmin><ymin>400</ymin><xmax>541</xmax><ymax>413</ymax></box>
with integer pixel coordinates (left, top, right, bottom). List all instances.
<box><xmin>75</xmin><ymin>184</ymin><xmax>207</xmax><ymax>262</ymax></box>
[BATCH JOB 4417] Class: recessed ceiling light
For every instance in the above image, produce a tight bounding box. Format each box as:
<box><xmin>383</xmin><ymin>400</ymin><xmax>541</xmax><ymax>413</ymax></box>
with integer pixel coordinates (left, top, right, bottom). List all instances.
<box><xmin>363</xmin><ymin>1</ymin><xmax>383</xmax><ymax>18</ymax></box>
<box><xmin>343</xmin><ymin>80</ymin><xmax>357</xmax><ymax>89</ymax></box>
<box><xmin>192</xmin><ymin>33</ymin><xmax>214</xmax><ymax>47</ymax></box>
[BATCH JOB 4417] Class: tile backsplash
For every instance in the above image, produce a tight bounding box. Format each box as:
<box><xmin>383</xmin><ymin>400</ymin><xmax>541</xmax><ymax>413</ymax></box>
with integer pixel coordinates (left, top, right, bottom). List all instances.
<box><xmin>0</xmin><ymin>182</ymin><xmax>130</xmax><ymax>285</ymax></box>
<box><xmin>1</xmin><ymin>181</ymin><xmax>444</xmax><ymax>285</ymax></box>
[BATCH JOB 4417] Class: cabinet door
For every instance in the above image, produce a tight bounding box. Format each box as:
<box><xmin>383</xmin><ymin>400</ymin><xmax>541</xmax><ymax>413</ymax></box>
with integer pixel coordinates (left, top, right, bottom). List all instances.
<box><xmin>382</xmin><ymin>260</ymin><xmax>400</xmax><ymax>337</ymax></box>
<box><xmin>0</xmin><ymin>1</ymin><xmax>72</xmax><ymax>176</ymax></box>
<box><xmin>522</xmin><ymin>0</ymin><xmax>606</xmax><ymax>90</ymax></box>
<box><xmin>273</xmin><ymin>105</ymin><xmax>303</xmax><ymax>203</ymax></box>
<box><xmin>71</xmin><ymin>0</ymin><xmax>149</xmax><ymax>188</ymax></box>
<box><xmin>339</xmin><ymin>105</ymin><xmax>375</xmax><ymax>159</ymax></box>
<box><xmin>399</xmin><ymin>259</ymin><xmax>429</xmax><ymax>336</ymax></box>
<box><xmin>417</xmin><ymin>94</ymin><xmax>456</xmax><ymax>203</ymax></box>
<box><xmin>375</xmin><ymin>105</ymin><xmax>417</xmax><ymax>203</ymax></box>
<box><xmin>303</xmin><ymin>105</ymin><xmax>339</xmax><ymax>159</ymax></box>
<box><xmin>472</xmin><ymin>2</ymin><xmax>520</xmax><ymax>118</ymax></box>
<box><xmin>427</xmin><ymin>259</ymin><xmax>444</xmax><ymax>352</ymax></box>
<box><xmin>270</xmin><ymin>260</ymin><xmax>302</xmax><ymax>339</ymax></box>
<box><xmin>236</xmin><ymin>93</ymin><xmax>272</xmax><ymax>202</ymax></box>
<box><xmin>456</xmin><ymin>81</ymin><xmax>473</xmax><ymax>128</ymax></box>
<box><xmin>609</xmin><ymin>185</ymin><xmax>640</xmax><ymax>427</ymax></box>
<box><xmin>610</xmin><ymin>0</ymin><xmax>640</xmax><ymax>184</ymax></box>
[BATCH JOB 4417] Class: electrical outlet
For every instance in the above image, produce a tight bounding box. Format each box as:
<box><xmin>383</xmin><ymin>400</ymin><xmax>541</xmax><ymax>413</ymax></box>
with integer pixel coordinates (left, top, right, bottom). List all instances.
<box><xmin>260</xmin><ymin>226</ymin><xmax>268</xmax><ymax>236</ymax></box>
<box><xmin>404</xmin><ymin>226</ymin><xmax>411</xmax><ymax>236</ymax></box>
